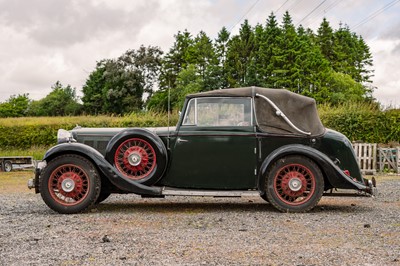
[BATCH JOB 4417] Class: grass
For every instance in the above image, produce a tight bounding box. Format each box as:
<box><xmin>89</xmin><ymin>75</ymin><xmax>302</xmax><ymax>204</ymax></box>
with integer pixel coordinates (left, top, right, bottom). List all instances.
<box><xmin>0</xmin><ymin>112</ymin><xmax>180</xmax><ymax>128</ymax></box>
<box><xmin>0</xmin><ymin>146</ymin><xmax>49</xmax><ymax>160</ymax></box>
<box><xmin>0</xmin><ymin>115</ymin><xmax>118</xmax><ymax>127</ymax></box>
<box><xmin>372</xmin><ymin>173</ymin><xmax>400</xmax><ymax>182</ymax></box>
<box><xmin>0</xmin><ymin>171</ymin><xmax>34</xmax><ymax>194</ymax></box>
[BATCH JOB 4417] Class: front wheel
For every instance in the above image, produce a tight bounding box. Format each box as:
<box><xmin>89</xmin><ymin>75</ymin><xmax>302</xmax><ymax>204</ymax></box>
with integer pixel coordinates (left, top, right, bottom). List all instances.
<box><xmin>265</xmin><ymin>155</ymin><xmax>324</xmax><ymax>213</ymax></box>
<box><xmin>40</xmin><ymin>154</ymin><xmax>101</xmax><ymax>214</ymax></box>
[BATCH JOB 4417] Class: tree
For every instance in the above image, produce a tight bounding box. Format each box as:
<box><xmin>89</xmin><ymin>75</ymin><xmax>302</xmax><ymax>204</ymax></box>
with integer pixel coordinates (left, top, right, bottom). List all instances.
<box><xmin>295</xmin><ymin>25</ymin><xmax>331</xmax><ymax>97</ymax></box>
<box><xmin>321</xmin><ymin>71</ymin><xmax>367</xmax><ymax>104</ymax></box>
<box><xmin>173</xmin><ymin>64</ymin><xmax>203</xmax><ymax>109</ymax></box>
<box><xmin>191</xmin><ymin>31</ymin><xmax>219</xmax><ymax>91</ymax></box>
<box><xmin>317</xmin><ymin>18</ymin><xmax>335</xmax><ymax>63</ymax></box>
<box><xmin>0</xmin><ymin>94</ymin><xmax>30</xmax><ymax>117</ymax></box>
<box><xmin>81</xmin><ymin>64</ymin><xmax>106</xmax><ymax>114</ymax></box>
<box><xmin>29</xmin><ymin>82</ymin><xmax>82</xmax><ymax>116</ymax></box>
<box><xmin>272</xmin><ymin>11</ymin><xmax>300</xmax><ymax>89</ymax></box>
<box><xmin>215</xmin><ymin>26</ymin><xmax>230</xmax><ymax>89</ymax></box>
<box><xmin>159</xmin><ymin>30</ymin><xmax>194</xmax><ymax>92</ymax></box>
<box><xmin>257</xmin><ymin>12</ymin><xmax>282</xmax><ymax>87</ymax></box>
<box><xmin>82</xmin><ymin>46</ymin><xmax>163</xmax><ymax>114</ymax></box>
<box><xmin>225</xmin><ymin>19</ymin><xmax>255</xmax><ymax>87</ymax></box>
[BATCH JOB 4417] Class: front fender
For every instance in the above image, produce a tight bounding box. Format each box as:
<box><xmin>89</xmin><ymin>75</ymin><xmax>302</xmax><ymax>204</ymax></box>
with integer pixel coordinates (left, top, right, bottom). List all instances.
<box><xmin>42</xmin><ymin>143</ymin><xmax>162</xmax><ymax>196</ymax></box>
<box><xmin>258</xmin><ymin>144</ymin><xmax>368</xmax><ymax>192</ymax></box>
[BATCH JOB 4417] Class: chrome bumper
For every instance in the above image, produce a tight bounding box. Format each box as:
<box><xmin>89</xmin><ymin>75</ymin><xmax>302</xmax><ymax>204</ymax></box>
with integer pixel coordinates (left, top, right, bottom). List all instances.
<box><xmin>366</xmin><ymin>177</ymin><xmax>378</xmax><ymax>197</ymax></box>
<box><xmin>27</xmin><ymin>161</ymin><xmax>46</xmax><ymax>193</ymax></box>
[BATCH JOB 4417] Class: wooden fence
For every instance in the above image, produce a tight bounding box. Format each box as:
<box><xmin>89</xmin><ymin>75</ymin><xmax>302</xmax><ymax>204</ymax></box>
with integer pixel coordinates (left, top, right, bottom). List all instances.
<box><xmin>352</xmin><ymin>143</ymin><xmax>399</xmax><ymax>174</ymax></box>
<box><xmin>352</xmin><ymin>143</ymin><xmax>377</xmax><ymax>174</ymax></box>
<box><xmin>378</xmin><ymin>147</ymin><xmax>400</xmax><ymax>173</ymax></box>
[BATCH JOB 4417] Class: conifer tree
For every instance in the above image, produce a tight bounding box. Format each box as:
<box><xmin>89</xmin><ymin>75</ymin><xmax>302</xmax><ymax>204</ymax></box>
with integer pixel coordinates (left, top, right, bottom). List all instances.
<box><xmin>225</xmin><ymin>20</ymin><xmax>255</xmax><ymax>87</ymax></box>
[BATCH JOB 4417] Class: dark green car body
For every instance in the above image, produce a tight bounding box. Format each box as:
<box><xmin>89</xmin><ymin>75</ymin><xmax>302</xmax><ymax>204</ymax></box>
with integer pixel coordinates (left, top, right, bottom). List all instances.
<box><xmin>30</xmin><ymin>87</ymin><xmax>375</xmax><ymax>213</ymax></box>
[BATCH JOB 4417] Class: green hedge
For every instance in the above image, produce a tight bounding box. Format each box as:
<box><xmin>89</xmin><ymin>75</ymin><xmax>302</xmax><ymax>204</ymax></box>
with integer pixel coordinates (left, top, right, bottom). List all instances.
<box><xmin>319</xmin><ymin>103</ymin><xmax>400</xmax><ymax>144</ymax></box>
<box><xmin>0</xmin><ymin>113</ymin><xmax>179</xmax><ymax>149</ymax></box>
<box><xmin>0</xmin><ymin>106</ymin><xmax>398</xmax><ymax>149</ymax></box>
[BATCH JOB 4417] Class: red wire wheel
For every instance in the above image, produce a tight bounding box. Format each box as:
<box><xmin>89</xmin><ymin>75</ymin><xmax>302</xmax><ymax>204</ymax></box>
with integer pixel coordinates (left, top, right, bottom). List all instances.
<box><xmin>114</xmin><ymin>138</ymin><xmax>157</xmax><ymax>180</ymax></box>
<box><xmin>40</xmin><ymin>154</ymin><xmax>101</xmax><ymax>214</ymax></box>
<box><xmin>48</xmin><ymin>164</ymin><xmax>90</xmax><ymax>206</ymax></box>
<box><xmin>265</xmin><ymin>156</ymin><xmax>324</xmax><ymax>212</ymax></box>
<box><xmin>273</xmin><ymin>163</ymin><xmax>316</xmax><ymax>206</ymax></box>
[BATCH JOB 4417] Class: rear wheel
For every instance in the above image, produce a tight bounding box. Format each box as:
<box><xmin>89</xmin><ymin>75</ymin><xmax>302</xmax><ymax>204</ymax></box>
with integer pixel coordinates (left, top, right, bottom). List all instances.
<box><xmin>265</xmin><ymin>155</ymin><xmax>324</xmax><ymax>212</ymax></box>
<box><xmin>40</xmin><ymin>154</ymin><xmax>101</xmax><ymax>214</ymax></box>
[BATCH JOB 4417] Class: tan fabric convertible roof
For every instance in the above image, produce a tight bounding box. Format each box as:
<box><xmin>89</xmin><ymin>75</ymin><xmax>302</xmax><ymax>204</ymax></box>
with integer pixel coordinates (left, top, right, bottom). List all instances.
<box><xmin>187</xmin><ymin>87</ymin><xmax>325</xmax><ymax>137</ymax></box>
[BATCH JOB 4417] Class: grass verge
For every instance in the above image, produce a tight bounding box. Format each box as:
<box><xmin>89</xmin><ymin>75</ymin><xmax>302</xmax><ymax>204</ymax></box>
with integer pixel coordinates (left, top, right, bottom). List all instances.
<box><xmin>0</xmin><ymin>171</ymin><xmax>34</xmax><ymax>194</ymax></box>
<box><xmin>0</xmin><ymin>146</ymin><xmax>49</xmax><ymax>160</ymax></box>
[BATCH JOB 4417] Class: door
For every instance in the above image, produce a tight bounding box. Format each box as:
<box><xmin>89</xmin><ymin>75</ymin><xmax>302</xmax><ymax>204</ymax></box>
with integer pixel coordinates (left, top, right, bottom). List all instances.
<box><xmin>164</xmin><ymin>97</ymin><xmax>257</xmax><ymax>189</ymax></box>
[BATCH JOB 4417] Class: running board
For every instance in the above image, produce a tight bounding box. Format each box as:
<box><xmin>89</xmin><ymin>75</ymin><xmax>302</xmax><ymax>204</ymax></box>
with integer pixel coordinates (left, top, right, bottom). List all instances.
<box><xmin>323</xmin><ymin>192</ymin><xmax>373</xmax><ymax>197</ymax></box>
<box><xmin>161</xmin><ymin>187</ymin><xmax>261</xmax><ymax>197</ymax></box>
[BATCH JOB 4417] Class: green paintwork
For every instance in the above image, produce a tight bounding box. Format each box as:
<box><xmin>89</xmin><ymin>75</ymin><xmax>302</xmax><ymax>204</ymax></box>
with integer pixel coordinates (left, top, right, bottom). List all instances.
<box><xmin>317</xmin><ymin>129</ymin><xmax>362</xmax><ymax>181</ymax></box>
<box><xmin>160</xmin><ymin>126</ymin><xmax>257</xmax><ymax>189</ymax></box>
<box><xmin>67</xmin><ymin>96</ymin><xmax>363</xmax><ymax>191</ymax></box>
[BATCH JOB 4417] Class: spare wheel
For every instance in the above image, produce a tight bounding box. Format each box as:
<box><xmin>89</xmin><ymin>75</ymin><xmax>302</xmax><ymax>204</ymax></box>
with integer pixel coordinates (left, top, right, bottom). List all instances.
<box><xmin>105</xmin><ymin>129</ymin><xmax>168</xmax><ymax>186</ymax></box>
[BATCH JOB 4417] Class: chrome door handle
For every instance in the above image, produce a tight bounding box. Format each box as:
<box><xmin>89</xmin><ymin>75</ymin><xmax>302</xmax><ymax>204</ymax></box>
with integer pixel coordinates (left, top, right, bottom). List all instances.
<box><xmin>177</xmin><ymin>138</ymin><xmax>189</xmax><ymax>143</ymax></box>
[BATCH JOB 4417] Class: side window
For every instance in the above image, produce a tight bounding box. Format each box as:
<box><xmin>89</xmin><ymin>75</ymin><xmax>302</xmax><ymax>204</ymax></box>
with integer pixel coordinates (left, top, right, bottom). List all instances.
<box><xmin>183</xmin><ymin>99</ymin><xmax>196</xmax><ymax>125</ymax></box>
<box><xmin>182</xmin><ymin>97</ymin><xmax>252</xmax><ymax>127</ymax></box>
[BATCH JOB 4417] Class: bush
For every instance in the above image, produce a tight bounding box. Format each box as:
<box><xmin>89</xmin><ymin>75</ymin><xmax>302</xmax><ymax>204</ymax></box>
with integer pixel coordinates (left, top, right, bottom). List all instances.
<box><xmin>0</xmin><ymin>113</ymin><xmax>179</xmax><ymax>149</ymax></box>
<box><xmin>0</xmin><ymin>106</ymin><xmax>398</xmax><ymax>150</ymax></box>
<box><xmin>318</xmin><ymin>102</ymin><xmax>400</xmax><ymax>143</ymax></box>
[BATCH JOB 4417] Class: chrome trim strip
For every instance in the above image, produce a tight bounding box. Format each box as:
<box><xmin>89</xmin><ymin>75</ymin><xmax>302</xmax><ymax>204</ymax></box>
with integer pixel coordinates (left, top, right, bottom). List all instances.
<box><xmin>255</xmin><ymin>93</ymin><xmax>311</xmax><ymax>136</ymax></box>
<box><xmin>161</xmin><ymin>188</ymin><xmax>260</xmax><ymax>197</ymax></box>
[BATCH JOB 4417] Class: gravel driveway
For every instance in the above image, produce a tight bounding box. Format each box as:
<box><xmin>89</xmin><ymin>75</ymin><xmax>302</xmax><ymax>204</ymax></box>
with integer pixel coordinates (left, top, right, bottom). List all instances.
<box><xmin>0</xmin><ymin>175</ymin><xmax>399</xmax><ymax>266</ymax></box>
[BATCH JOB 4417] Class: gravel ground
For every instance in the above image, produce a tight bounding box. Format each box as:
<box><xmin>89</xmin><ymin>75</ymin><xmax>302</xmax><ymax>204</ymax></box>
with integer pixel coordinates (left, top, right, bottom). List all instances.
<box><xmin>0</xmin><ymin>176</ymin><xmax>399</xmax><ymax>266</ymax></box>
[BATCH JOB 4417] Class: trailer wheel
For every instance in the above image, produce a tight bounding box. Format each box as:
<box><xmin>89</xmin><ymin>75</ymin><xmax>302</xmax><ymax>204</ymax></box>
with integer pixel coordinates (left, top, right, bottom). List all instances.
<box><xmin>3</xmin><ymin>161</ymin><xmax>13</xmax><ymax>172</ymax></box>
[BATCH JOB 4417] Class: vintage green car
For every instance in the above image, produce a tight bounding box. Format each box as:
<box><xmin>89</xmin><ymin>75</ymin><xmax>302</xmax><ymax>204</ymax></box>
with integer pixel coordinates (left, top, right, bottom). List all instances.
<box><xmin>28</xmin><ymin>87</ymin><xmax>376</xmax><ymax>213</ymax></box>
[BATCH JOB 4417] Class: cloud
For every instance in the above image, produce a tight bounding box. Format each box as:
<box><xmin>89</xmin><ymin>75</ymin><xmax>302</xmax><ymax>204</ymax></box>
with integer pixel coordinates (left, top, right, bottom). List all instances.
<box><xmin>0</xmin><ymin>0</ymin><xmax>398</xmax><ymax>107</ymax></box>
<box><xmin>0</xmin><ymin>0</ymin><xmax>159</xmax><ymax>47</ymax></box>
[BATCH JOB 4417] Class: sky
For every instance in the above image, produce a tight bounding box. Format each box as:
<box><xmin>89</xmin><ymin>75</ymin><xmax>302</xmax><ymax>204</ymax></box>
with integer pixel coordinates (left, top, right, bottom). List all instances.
<box><xmin>0</xmin><ymin>0</ymin><xmax>399</xmax><ymax>107</ymax></box>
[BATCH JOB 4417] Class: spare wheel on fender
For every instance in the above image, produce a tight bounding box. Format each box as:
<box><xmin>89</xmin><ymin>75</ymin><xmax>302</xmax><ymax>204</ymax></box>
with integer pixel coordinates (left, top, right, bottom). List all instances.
<box><xmin>105</xmin><ymin>129</ymin><xmax>168</xmax><ymax>186</ymax></box>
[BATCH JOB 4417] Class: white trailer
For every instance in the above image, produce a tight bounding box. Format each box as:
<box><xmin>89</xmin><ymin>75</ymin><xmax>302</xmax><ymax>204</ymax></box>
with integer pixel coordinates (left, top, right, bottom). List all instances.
<box><xmin>0</xmin><ymin>156</ymin><xmax>34</xmax><ymax>172</ymax></box>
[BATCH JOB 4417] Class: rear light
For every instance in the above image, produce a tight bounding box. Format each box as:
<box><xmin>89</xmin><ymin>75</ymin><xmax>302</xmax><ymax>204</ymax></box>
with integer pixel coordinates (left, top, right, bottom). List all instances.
<box><xmin>343</xmin><ymin>170</ymin><xmax>350</xmax><ymax>176</ymax></box>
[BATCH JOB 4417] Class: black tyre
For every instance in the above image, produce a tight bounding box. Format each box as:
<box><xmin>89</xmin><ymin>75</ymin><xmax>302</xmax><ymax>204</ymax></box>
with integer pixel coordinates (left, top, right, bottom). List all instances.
<box><xmin>40</xmin><ymin>154</ymin><xmax>101</xmax><ymax>214</ymax></box>
<box><xmin>260</xmin><ymin>193</ymin><xmax>269</xmax><ymax>203</ymax></box>
<box><xmin>96</xmin><ymin>190</ymin><xmax>111</xmax><ymax>204</ymax></box>
<box><xmin>265</xmin><ymin>155</ymin><xmax>324</xmax><ymax>213</ymax></box>
<box><xmin>3</xmin><ymin>161</ymin><xmax>12</xmax><ymax>172</ymax></box>
<box><xmin>106</xmin><ymin>130</ymin><xmax>167</xmax><ymax>186</ymax></box>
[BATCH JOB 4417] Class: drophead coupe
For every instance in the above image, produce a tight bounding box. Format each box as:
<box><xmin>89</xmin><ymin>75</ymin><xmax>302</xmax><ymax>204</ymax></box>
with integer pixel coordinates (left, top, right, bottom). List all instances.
<box><xmin>28</xmin><ymin>87</ymin><xmax>376</xmax><ymax>213</ymax></box>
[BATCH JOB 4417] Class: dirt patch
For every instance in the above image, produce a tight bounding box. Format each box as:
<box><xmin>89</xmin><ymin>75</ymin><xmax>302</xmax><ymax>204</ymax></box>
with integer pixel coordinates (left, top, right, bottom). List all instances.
<box><xmin>0</xmin><ymin>172</ymin><xmax>399</xmax><ymax>265</ymax></box>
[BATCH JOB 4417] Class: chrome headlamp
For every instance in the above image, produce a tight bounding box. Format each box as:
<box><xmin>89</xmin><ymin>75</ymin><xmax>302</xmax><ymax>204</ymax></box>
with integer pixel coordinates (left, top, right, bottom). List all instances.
<box><xmin>57</xmin><ymin>129</ymin><xmax>76</xmax><ymax>143</ymax></box>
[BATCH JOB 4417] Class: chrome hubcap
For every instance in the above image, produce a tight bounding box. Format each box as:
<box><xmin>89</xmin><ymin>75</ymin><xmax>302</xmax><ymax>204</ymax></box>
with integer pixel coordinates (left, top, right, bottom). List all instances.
<box><xmin>61</xmin><ymin>178</ymin><xmax>75</xmax><ymax>192</ymax></box>
<box><xmin>288</xmin><ymin>177</ymin><xmax>302</xmax><ymax>192</ymax></box>
<box><xmin>128</xmin><ymin>153</ymin><xmax>142</xmax><ymax>166</ymax></box>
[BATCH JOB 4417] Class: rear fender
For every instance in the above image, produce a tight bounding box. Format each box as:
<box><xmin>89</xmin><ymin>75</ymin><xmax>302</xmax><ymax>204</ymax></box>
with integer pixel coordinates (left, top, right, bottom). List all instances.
<box><xmin>258</xmin><ymin>144</ymin><xmax>368</xmax><ymax>192</ymax></box>
<box><xmin>42</xmin><ymin>143</ymin><xmax>162</xmax><ymax>196</ymax></box>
